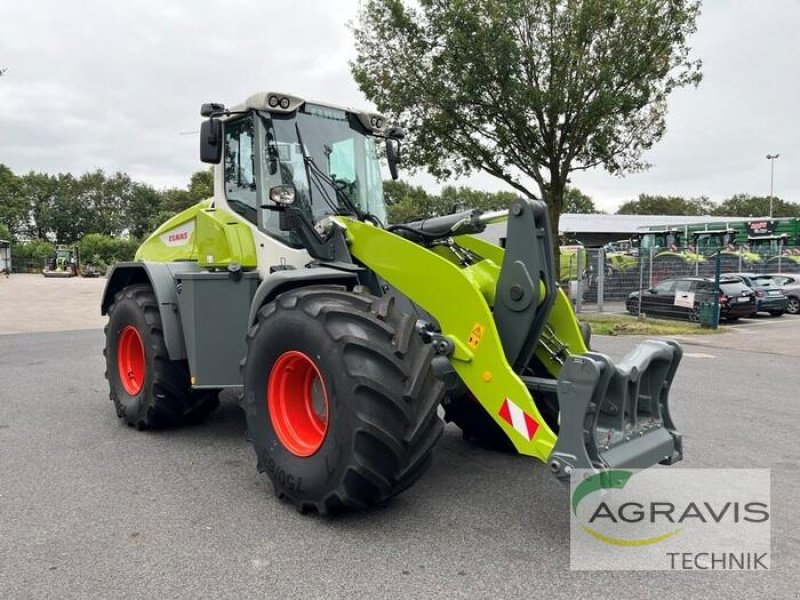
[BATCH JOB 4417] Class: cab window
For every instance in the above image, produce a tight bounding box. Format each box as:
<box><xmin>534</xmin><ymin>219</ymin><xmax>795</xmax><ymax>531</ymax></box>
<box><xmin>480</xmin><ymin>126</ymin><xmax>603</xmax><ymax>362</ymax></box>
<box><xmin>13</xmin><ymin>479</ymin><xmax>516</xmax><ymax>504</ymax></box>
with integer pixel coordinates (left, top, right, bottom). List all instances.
<box><xmin>224</xmin><ymin>117</ymin><xmax>258</xmax><ymax>225</ymax></box>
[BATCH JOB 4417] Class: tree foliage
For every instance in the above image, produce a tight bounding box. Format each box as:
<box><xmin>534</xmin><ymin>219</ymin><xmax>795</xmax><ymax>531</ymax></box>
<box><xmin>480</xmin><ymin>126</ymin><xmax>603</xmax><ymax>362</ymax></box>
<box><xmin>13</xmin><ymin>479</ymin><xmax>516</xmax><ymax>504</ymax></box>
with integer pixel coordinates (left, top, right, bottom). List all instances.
<box><xmin>10</xmin><ymin>238</ymin><xmax>55</xmax><ymax>270</ymax></box>
<box><xmin>79</xmin><ymin>233</ymin><xmax>139</xmax><ymax>270</ymax></box>
<box><xmin>616</xmin><ymin>193</ymin><xmax>713</xmax><ymax>216</ymax></box>
<box><xmin>352</xmin><ymin>0</ymin><xmax>702</xmax><ymax>253</ymax></box>
<box><xmin>711</xmin><ymin>194</ymin><xmax>800</xmax><ymax>218</ymax></box>
<box><xmin>0</xmin><ymin>164</ymin><xmax>215</xmax><ymax>245</ymax></box>
<box><xmin>383</xmin><ymin>180</ymin><xmax>434</xmax><ymax>223</ymax></box>
<box><xmin>384</xmin><ymin>180</ymin><xmax>520</xmax><ymax>223</ymax></box>
<box><xmin>615</xmin><ymin>192</ymin><xmax>800</xmax><ymax>218</ymax></box>
<box><xmin>564</xmin><ymin>186</ymin><xmax>599</xmax><ymax>214</ymax></box>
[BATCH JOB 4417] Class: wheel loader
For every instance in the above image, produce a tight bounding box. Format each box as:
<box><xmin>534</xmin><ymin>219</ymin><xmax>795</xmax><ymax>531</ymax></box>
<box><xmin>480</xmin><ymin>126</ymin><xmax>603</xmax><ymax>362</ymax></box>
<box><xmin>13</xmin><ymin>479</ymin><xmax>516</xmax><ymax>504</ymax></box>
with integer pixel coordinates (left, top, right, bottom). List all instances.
<box><xmin>101</xmin><ymin>92</ymin><xmax>683</xmax><ymax>514</ymax></box>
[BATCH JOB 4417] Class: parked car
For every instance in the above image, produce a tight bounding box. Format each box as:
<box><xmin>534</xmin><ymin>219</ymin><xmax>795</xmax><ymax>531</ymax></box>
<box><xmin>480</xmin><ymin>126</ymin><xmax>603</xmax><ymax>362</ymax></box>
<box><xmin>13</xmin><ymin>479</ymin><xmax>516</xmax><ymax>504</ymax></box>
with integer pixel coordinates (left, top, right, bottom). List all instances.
<box><xmin>764</xmin><ymin>273</ymin><xmax>800</xmax><ymax>315</ymax></box>
<box><xmin>626</xmin><ymin>277</ymin><xmax>757</xmax><ymax>322</ymax></box>
<box><xmin>722</xmin><ymin>273</ymin><xmax>789</xmax><ymax>316</ymax></box>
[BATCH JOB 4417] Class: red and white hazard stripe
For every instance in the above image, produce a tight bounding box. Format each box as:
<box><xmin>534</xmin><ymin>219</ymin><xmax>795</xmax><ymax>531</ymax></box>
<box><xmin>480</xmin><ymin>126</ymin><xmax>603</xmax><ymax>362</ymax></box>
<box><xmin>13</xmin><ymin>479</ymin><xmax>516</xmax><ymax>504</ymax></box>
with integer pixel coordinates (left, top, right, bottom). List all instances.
<box><xmin>498</xmin><ymin>398</ymin><xmax>539</xmax><ymax>441</ymax></box>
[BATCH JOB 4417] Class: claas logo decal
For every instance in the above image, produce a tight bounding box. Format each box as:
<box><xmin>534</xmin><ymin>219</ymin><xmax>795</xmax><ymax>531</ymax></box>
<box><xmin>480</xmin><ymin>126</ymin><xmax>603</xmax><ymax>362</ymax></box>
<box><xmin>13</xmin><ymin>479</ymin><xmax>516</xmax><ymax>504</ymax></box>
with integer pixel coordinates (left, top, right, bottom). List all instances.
<box><xmin>160</xmin><ymin>221</ymin><xmax>195</xmax><ymax>248</ymax></box>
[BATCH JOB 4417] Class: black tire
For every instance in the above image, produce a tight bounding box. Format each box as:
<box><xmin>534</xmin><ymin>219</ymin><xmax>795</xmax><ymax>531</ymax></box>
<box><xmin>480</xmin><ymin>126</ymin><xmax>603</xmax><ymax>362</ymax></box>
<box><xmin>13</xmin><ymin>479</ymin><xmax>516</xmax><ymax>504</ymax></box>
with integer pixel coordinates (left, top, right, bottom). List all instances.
<box><xmin>769</xmin><ymin>311</ymin><xmax>784</xmax><ymax>317</ymax></box>
<box><xmin>688</xmin><ymin>306</ymin><xmax>700</xmax><ymax>322</ymax></box>
<box><xmin>726</xmin><ymin>316</ymin><xmax>740</xmax><ymax>322</ymax></box>
<box><xmin>626</xmin><ymin>298</ymin><xmax>640</xmax><ymax>315</ymax></box>
<box><xmin>241</xmin><ymin>287</ymin><xmax>444</xmax><ymax>515</ymax></box>
<box><xmin>787</xmin><ymin>296</ymin><xmax>800</xmax><ymax>315</ymax></box>
<box><xmin>104</xmin><ymin>284</ymin><xmax>219</xmax><ymax>429</ymax></box>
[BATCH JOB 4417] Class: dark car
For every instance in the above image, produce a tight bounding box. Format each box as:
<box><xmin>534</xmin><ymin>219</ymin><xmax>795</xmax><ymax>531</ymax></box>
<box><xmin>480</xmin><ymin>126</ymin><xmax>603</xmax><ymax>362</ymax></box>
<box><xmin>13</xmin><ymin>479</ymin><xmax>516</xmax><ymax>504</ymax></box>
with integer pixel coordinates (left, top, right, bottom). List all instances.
<box><xmin>626</xmin><ymin>277</ymin><xmax>757</xmax><ymax>322</ymax></box>
<box><xmin>763</xmin><ymin>273</ymin><xmax>800</xmax><ymax>315</ymax></box>
<box><xmin>723</xmin><ymin>273</ymin><xmax>789</xmax><ymax>316</ymax></box>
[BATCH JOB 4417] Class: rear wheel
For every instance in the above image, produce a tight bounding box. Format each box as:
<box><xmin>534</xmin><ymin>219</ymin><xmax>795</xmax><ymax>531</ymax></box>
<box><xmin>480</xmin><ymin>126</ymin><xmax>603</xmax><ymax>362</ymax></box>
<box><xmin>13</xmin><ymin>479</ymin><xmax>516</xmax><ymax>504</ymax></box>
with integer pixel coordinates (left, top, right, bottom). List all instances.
<box><xmin>787</xmin><ymin>296</ymin><xmax>800</xmax><ymax>315</ymax></box>
<box><xmin>241</xmin><ymin>287</ymin><xmax>444</xmax><ymax>515</ymax></box>
<box><xmin>104</xmin><ymin>284</ymin><xmax>219</xmax><ymax>429</ymax></box>
<box><xmin>769</xmin><ymin>311</ymin><xmax>785</xmax><ymax>317</ymax></box>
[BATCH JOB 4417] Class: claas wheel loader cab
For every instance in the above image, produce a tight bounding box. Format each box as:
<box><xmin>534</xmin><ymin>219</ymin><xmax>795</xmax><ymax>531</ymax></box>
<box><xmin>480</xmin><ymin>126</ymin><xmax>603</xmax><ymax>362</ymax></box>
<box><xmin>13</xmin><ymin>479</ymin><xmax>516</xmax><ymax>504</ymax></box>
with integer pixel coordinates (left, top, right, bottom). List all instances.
<box><xmin>101</xmin><ymin>92</ymin><xmax>683</xmax><ymax>515</ymax></box>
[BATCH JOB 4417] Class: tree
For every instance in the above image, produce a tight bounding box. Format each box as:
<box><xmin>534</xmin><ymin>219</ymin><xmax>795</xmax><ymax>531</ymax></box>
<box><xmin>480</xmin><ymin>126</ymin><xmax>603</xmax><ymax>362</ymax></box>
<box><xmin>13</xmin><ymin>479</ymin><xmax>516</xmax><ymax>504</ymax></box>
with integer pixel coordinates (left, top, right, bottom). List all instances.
<box><xmin>46</xmin><ymin>173</ymin><xmax>87</xmax><ymax>243</ymax></box>
<box><xmin>564</xmin><ymin>186</ymin><xmax>599</xmax><ymax>214</ymax></box>
<box><xmin>352</xmin><ymin>0</ymin><xmax>702</xmax><ymax>257</ymax></box>
<box><xmin>383</xmin><ymin>179</ymin><xmax>434</xmax><ymax>223</ymax></box>
<box><xmin>188</xmin><ymin>168</ymin><xmax>214</xmax><ymax>201</ymax></box>
<box><xmin>438</xmin><ymin>186</ymin><xmax>517</xmax><ymax>215</ymax></box>
<box><xmin>0</xmin><ymin>164</ymin><xmax>25</xmax><ymax>239</ymax></box>
<box><xmin>383</xmin><ymin>180</ymin><xmax>519</xmax><ymax>223</ymax></box>
<box><xmin>127</xmin><ymin>182</ymin><xmax>163</xmax><ymax>240</ymax></box>
<box><xmin>616</xmin><ymin>193</ymin><xmax>712</xmax><ymax>216</ymax></box>
<box><xmin>18</xmin><ymin>171</ymin><xmax>60</xmax><ymax>239</ymax></box>
<box><xmin>711</xmin><ymin>194</ymin><xmax>800</xmax><ymax>219</ymax></box>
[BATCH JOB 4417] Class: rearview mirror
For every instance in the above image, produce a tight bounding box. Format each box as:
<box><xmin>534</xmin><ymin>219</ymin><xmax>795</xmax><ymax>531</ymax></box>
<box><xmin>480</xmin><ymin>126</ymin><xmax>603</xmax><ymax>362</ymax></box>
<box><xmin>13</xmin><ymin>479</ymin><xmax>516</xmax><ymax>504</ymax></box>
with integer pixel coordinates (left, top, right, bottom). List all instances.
<box><xmin>200</xmin><ymin>103</ymin><xmax>226</xmax><ymax>117</ymax></box>
<box><xmin>200</xmin><ymin>119</ymin><xmax>223</xmax><ymax>164</ymax></box>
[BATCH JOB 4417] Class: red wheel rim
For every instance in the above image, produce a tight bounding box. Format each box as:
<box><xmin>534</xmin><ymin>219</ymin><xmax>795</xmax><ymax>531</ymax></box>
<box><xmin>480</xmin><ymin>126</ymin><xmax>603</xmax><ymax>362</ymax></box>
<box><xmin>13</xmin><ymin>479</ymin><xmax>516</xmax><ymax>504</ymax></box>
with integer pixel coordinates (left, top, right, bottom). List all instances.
<box><xmin>267</xmin><ymin>351</ymin><xmax>329</xmax><ymax>457</ymax></box>
<box><xmin>117</xmin><ymin>326</ymin><xmax>145</xmax><ymax>395</ymax></box>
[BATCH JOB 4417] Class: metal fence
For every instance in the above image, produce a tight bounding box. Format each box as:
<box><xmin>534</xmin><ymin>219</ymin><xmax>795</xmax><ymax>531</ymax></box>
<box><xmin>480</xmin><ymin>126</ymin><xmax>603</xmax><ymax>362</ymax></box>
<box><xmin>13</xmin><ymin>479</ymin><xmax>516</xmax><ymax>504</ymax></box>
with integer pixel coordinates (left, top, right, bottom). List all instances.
<box><xmin>567</xmin><ymin>246</ymin><xmax>800</xmax><ymax>314</ymax></box>
<box><xmin>7</xmin><ymin>256</ymin><xmax>46</xmax><ymax>274</ymax></box>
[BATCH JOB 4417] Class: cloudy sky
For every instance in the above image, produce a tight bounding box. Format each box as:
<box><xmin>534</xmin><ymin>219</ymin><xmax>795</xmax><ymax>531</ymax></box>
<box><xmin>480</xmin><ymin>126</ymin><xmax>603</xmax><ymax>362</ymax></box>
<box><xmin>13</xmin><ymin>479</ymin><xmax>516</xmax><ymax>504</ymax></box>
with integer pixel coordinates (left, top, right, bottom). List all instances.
<box><xmin>1</xmin><ymin>0</ymin><xmax>798</xmax><ymax>212</ymax></box>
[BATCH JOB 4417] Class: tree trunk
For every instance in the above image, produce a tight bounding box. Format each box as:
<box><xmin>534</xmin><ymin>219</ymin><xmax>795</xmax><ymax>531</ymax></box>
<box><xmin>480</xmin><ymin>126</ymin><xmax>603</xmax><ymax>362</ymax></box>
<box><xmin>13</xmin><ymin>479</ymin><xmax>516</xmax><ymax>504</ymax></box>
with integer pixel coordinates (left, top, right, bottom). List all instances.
<box><xmin>545</xmin><ymin>174</ymin><xmax>566</xmax><ymax>275</ymax></box>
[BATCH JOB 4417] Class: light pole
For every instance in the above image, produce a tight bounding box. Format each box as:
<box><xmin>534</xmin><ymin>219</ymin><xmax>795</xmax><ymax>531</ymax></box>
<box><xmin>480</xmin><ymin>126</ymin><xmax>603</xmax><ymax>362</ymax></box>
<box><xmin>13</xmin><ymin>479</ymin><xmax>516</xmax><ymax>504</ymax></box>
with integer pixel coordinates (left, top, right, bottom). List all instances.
<box><xmin>766</xmin><ymin>153</ymin><xmax>780</xmax><ymax>217</ymax></box>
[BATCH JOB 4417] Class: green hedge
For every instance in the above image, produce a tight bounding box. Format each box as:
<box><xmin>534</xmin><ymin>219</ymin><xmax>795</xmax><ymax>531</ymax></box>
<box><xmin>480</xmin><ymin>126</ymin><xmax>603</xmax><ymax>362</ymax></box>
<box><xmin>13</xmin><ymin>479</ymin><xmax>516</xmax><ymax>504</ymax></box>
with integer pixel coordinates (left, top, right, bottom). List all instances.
<box><xmin>10</xmin><ymin>239</ymin><xmax>56</xmax><ymax>272</ymax></box>
<box><xmin>79</xmin><ymin>234</ymin><xmax>139</xmax><ymax>274</ymax></box>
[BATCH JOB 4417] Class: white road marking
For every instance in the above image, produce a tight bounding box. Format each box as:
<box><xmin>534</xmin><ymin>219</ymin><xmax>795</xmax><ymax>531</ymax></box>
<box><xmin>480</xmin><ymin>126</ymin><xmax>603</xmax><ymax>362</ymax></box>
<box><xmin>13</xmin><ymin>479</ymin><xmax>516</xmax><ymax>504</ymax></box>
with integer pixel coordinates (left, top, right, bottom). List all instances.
<box><xmin>684</xmin><ymin>352</ymin><xmax>715</xmax><ymax>359</ymax></box>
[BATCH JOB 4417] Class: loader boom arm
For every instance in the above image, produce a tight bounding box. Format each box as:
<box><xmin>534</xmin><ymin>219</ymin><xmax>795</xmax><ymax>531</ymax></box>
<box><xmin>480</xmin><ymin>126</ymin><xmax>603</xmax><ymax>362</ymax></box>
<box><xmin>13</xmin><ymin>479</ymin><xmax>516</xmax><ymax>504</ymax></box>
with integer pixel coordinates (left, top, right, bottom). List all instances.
<box><xmin>339</xmin><ymin>197</ymin><xmax>683</xmax><ymax>479</ymax></box>
<box><xmin>341</xmin><ymin>211</ymin><xmax>558</xmax><ymax>460</ymax></box>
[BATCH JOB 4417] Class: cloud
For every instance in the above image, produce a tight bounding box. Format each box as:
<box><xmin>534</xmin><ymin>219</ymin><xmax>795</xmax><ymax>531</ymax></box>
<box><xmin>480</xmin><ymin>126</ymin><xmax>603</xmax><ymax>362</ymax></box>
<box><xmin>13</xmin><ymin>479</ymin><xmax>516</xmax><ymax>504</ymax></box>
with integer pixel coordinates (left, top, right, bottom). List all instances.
<box><xmin>1</xmin><ymin>0</ymin><xmax>798</xmax><ymax>211</ymax></box>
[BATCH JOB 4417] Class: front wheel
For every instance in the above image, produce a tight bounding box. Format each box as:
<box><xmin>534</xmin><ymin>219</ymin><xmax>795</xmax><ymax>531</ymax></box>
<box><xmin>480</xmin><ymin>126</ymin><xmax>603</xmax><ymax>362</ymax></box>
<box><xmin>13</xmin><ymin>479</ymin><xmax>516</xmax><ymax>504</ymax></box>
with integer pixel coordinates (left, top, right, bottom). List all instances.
<box><xmin>241</xmin><ymin>287</ymin><xmax>444</xmax><ymax>515</ymax></box>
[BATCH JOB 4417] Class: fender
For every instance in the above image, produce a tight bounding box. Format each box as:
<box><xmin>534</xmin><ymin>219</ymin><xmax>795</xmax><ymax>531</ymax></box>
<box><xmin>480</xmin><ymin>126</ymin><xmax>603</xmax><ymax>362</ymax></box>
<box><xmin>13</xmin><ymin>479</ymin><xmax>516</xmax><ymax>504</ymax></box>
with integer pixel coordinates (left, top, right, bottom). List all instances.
<box><xmin>247</xmin><ymin>267</ymin><xmax>359</xmax><ymax>328</ymax></box>
<box><xmin>102</xmin><ymin>261</ymin><xmax>202</xmax><ymax>360</ymax></box>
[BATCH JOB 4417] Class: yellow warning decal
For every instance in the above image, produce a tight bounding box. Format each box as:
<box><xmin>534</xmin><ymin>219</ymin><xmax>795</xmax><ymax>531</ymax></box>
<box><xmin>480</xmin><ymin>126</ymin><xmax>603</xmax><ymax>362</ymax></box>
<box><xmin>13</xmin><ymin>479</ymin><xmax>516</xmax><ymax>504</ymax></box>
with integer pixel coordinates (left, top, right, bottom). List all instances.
<box><xmin>468</xmin><ymin>323</ymin><xmax>485</xmax><ymax>349</ymax></box>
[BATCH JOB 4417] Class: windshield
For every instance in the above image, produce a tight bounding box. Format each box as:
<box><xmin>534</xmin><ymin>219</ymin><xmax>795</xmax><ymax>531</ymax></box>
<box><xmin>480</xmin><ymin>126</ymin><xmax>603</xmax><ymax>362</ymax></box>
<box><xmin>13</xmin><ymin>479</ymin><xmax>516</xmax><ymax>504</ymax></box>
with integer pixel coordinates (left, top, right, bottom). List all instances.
<box><xmin>694</xmin><ymin>232</ymin><xmax>735</xmax><ymax>254</ymax></box>
<box><xmin>749</xmin><ymin>238</ymin><xmax>785</xmax><ymax>256</ymax></box>
<box><xmin>641</xmin><ymin>232</ymin><xmax>680</xmax><ymax>251</ymax></box>
<box><xmin>262</xmin><ymin>104</ymin><xmax>387</xmax><ymax>235</ymax></box>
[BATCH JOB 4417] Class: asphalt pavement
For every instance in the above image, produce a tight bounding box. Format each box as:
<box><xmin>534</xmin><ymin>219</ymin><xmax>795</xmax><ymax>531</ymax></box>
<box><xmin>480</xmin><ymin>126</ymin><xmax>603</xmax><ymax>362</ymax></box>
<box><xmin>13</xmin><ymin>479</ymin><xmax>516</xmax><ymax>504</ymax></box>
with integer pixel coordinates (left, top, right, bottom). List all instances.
<box><xmin>0</xmin><ymin>328</ymin><xmax>797</xmax><ymax>599</ymax></box>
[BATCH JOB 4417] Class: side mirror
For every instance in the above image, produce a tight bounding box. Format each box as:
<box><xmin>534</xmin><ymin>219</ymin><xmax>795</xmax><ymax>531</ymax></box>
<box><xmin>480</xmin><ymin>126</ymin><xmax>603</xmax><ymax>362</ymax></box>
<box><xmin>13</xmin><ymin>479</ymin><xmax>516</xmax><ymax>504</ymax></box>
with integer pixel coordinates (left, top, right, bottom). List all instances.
<box><xmin>201</xmin><ymin>102</ymin><xmax>225</xmax><ymax>117</ymax></box>
<box><xmin>386</xmin><ymin>138</ymin><xmax>401</xmax><ymax>180</ymax></box>
<box><xmin>200</xmin><ymin>119</ymin><xmax>223</xmax><ymax>164</ymax></box>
